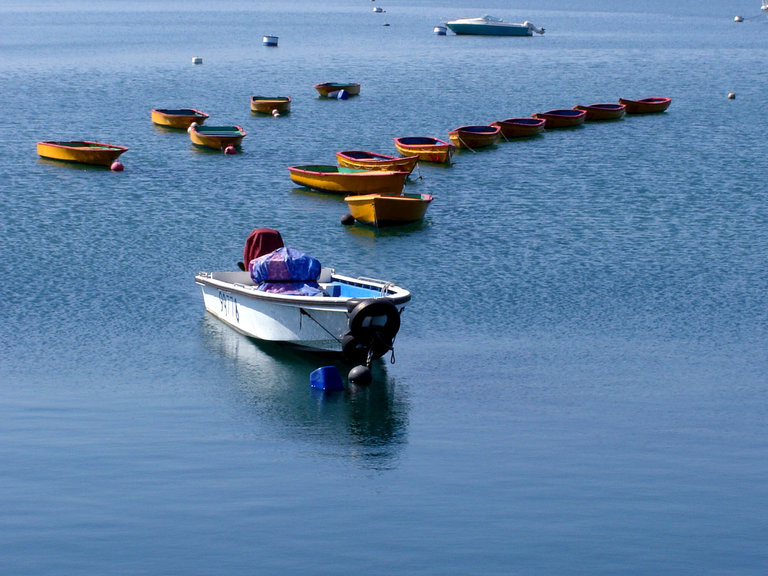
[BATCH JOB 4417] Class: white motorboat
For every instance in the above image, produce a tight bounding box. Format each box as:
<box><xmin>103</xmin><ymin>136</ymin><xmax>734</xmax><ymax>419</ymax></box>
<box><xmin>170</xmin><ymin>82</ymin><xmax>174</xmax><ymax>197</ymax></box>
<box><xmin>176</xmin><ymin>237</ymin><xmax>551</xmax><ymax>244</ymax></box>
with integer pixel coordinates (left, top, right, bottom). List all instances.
<box><xmin>195</xmin><ymin>229</ymin><xmax>410</xmax><ymax>366</ymax></box>
<box><xmin>445</xmin><ymin>15</ymin><xmax>544</xmax><ymax>36</ymax></box>
<box><xmin>763</xmin><ymin>1</ymin><xmax>768</xmax><ymax>15</ymax></box>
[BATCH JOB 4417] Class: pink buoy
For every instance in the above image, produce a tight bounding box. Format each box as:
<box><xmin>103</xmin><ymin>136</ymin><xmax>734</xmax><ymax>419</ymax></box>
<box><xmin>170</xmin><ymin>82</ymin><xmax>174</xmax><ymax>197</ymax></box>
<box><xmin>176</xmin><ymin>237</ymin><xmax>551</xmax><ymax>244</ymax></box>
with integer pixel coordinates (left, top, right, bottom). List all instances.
<box><xmin>110</xmin><ymin>161</ymin><xmax>124</xmax><ymax>171</ymax></box>
<box><xmin>224</xmin><ymin>145</ymin><xmax>237</xmax><ymax>155</ymax></box>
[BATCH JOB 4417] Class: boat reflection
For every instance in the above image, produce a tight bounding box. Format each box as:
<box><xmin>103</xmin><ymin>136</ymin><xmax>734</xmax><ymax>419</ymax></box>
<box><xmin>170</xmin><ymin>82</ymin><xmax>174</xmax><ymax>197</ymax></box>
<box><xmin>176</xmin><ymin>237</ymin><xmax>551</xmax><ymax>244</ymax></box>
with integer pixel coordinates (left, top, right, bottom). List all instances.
<box><xmin>200</xmin><ymin>315</ymin><xmax>409</xmax><ymax>469</ymax></box>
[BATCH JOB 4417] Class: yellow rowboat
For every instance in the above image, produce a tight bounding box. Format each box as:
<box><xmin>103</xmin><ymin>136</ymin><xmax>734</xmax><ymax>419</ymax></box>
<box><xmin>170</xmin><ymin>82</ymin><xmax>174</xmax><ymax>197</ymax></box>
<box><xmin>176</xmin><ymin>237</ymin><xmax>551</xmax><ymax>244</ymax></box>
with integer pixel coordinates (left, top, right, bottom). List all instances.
<box><xmin>393</xmin><ymin>136</ymin><xmax>453</xmax><ymax>164</ymax></box>
<box><xmin>448</xmin><ymin>125</ymin><xmax>501</xmax><ymax>149</ymax></box>
<box><xmin>188</xmin><ymin>124</ymin><xmax>246</xmax><ymax>150</ymax></box>
<box><xmin>336</xmin><ymin>150</ymin><xmax>419</xmax><ymax>174</ymax></box>
<box><xmin>36</xmin><ymin>141</ymin><xmax>128</xmax><ymax>166</ymax></box>
<box><xmin>250</xmin><ymin>96</ymin><xmax>291</xmax><ymax>115</ymax></box>
<box><xmin>344</xmin><ymin>193</ymin><xmax>433</xmax><ymax>227</ymax></box>
<box><xmin>314</xmin><ymin>82</ymin><xmax>361</xmax><ymax>97</ymax></box>
<box><xmin>151</xmin><ymin>108</ymin><xmax>209</xmax><ymax>129</ymax></box>
<box><xmin>288</xmin><ymin>165</ymin><xmax>408</xmax><ymax>195</ymax></box>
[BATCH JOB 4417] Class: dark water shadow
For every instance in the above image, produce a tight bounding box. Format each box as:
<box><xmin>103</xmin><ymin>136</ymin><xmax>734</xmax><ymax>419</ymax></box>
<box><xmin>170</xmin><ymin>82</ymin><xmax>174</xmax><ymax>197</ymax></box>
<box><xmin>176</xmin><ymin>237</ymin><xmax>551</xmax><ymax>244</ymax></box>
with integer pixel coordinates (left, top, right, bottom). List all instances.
<box><xmin>199</xmin><ymin>315</ymin><xmax>410</xmax><ymax>470</ymax></box>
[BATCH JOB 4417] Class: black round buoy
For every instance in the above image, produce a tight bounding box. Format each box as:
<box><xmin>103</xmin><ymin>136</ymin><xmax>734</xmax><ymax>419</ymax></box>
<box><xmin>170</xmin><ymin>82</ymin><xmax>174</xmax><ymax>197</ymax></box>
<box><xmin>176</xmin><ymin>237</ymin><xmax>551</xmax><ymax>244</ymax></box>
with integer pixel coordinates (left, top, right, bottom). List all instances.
<box><xmin>348</xmin><ymin>365</ymin><xmax>372</xmax><ymax>385</ymax></box>
<box><xmin>341</xmin><ymin>213</ymin><xmax>355</xmax><ymax>226</ymax></box>
<box><xmin>728</xmin><ymin>92</ymin><xmax>736</xmax><ymax>100</ymax></box>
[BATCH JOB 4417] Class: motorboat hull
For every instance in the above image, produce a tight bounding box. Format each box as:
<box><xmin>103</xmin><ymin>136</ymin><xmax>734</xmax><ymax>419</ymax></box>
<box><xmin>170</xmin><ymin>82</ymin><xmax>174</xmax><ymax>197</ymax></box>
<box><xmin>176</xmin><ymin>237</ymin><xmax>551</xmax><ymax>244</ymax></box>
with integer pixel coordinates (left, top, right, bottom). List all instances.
<box><xmin>448</xmin><ymin>125</ymin><xmax>501</xmax><ymax>149</ymax></box>
<box><xmin>344</xmin><ymin>193</ymin><xmax>433</xmax><ymax>227</ymax></box>
<box><xmin>446</xmin><ymin>18</ymin><xmax>533</xmax><ymax>36</ymax></box>
<box><xmin>490</xmin><ymin>117</ymin><xmax>546</xmax><ymax>138</ymax></box>
<box><xmin>195</xmin><ymin>270</ymin><xmax>410</xmax><ymax>359</ymax></box>
<box><xmin>336</xmin><ymin>150</ymin><xmax>419</xmax><ymax>174</ymax></box>
<box><xmin>151</xmin><ymin>108</ymin><xmax>209</xmax><ymax>129</ymax></box>
<box><xmin>288</xmin><ymin>165</ymin><xmax>408</xmax><ymax>195</ymax></box>
<box><xmin>393</xmin><ymin>137</ymin><xmax>453</xmax><ymax>163</ymax></box>
<box><xmin>619</xmin><ymin>97</ymin><xmax>671</xmax><ymax>114</ymax></box>
<box><xmin>36</xmin><ymin>141</ymin><xmax>128</xmax><ymax>166</ymax></box>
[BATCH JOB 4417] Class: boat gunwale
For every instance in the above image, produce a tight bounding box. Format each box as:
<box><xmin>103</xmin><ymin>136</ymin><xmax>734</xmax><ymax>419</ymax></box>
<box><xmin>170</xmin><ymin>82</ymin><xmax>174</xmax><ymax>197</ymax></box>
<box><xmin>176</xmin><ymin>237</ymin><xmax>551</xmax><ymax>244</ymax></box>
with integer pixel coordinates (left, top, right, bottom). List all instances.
<box><xmin>37</xmin><ymin>140</ymin><xmax>129</xmax><ymax>152</ymax></box>
<box><xmin>195</xmin><ymin>271</ymin><xmax>411</xmax><ymax>307</ymax></box>
<box><xmin>152</xmin><ymin>108</ymin><xmax>209</xmax><ymax>118</ymax></box>
<box><xmin>394</xmin><ymin>136</ymin><xmax>452</xmax><ymax>148</ymax></box>
<box><xmin>288</xmin><ymin>165</ymin><xmax>407</xmax><ymax>177</ymax></box>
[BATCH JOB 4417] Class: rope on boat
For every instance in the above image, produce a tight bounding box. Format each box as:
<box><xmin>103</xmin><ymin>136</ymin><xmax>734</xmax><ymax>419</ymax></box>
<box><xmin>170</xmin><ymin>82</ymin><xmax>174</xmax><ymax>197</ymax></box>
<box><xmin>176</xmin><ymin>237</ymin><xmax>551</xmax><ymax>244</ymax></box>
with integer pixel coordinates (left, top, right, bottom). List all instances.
<box><xmin>300</xmin><ymin>308</ymin><xmax>343</xmax><ymax>344</ymax></box>
<box><xmin>458</xmin><ymin>135</ymin><xmax>478</xmax><ymax>153</ymax></box>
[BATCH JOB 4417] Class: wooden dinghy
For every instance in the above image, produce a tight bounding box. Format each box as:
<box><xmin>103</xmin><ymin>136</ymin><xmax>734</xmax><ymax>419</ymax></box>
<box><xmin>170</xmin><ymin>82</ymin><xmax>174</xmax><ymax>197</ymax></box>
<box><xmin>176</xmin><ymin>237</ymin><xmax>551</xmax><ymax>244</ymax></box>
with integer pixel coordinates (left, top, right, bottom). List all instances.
<box><xmin>336</xmin><ymin>150</ymin><xmax>419</xmax><ymax>174</ymax></box>
<box><xmin>618</xmin><ymin>97</ymin><xmax>671</xmax><ymax>114</ymax></box>
<box><xmin>250</xmin><ymin>96</ymin><xmax>291</xmax><ymax>115</ymax></box>
<box><xmin>313</xmin><ymin>82</ymin><xmax>361</xmax><ymax>97</ymax></box>
<box><xmin>151</xmin><ymin>108</ymin><xmax>209</xmax><ymax>129</ymax></box>
<box><xmin>188</xmin><ymin>124</ymin><xmax>246</xmax><ymax>150</ymax></box>
<box><xmin>574</xmin><ymin>103</ymin><xmax>626</xmax><ymax>121</ymax></box>
<box><xmin>490</xmin><ymin>117</ymin><xmax>546</xmax><ymax>139</ymax></box>
<box><xmin>448</xmin><ymin>125</ymin><xmax>501</xmax><ymax>149</ymax></box>
<box><xmin>393</xmin><ymin>136</ymin><xmax>453</xmax><ymax>163</ymax></box>
<box><xmin>533</xmin><ymin>109</ymin><xmax>587</xmax><ymax>128</ymax></box>
<box><xmin>344</xmin><ymin>193</ymin><xmax>433</xmax><ymax>227</ymax></box>
<box><xmin>288</xmin><ymin>165</ymin><xmax>408</xmax><ymax>195</ymax></box>
<box><xmin>36</xmin><ymin>141</ymin><xmax>128</xmax><ymax>166</ymax></box>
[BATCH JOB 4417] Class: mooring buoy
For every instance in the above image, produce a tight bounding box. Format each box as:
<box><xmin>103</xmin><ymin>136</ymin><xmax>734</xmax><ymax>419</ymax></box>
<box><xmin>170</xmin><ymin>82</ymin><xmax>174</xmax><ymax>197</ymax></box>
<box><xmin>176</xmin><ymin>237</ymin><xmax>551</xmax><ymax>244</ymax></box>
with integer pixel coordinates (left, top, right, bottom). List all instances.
<box><xmin>348</xmin><ymin>365</ymin><xmax>372</xmax><ymax>385</ymax></box>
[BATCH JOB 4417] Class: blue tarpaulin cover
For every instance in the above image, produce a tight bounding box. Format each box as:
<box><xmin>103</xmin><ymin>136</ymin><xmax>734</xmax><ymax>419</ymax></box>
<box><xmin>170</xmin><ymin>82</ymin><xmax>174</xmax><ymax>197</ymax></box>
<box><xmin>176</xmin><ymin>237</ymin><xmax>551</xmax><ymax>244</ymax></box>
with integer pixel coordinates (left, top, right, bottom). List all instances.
<box><xmin>249</xmin><ymin>247</ymin><xmax>323</xmax><ymax>296</ymax></box>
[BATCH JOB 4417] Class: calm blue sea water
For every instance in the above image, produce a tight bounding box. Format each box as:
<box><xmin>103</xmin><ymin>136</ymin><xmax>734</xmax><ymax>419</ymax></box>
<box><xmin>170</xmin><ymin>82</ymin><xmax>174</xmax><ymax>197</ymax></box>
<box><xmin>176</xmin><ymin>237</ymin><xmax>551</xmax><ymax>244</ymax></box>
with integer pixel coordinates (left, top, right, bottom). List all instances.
<box><xmin>1</xmin><ymin>1</ymin><xmax>767</xmax><ymax>574</ymax></box>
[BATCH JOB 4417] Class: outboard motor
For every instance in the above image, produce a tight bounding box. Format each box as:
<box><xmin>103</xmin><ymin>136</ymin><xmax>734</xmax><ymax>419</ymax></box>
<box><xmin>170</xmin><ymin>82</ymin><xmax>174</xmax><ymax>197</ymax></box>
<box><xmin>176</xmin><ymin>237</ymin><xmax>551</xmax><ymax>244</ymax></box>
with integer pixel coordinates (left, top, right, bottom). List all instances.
<box><xmin>524</xmin><ymin>20</ymin><xmax>545</xmax><ymax>34</ymax></box>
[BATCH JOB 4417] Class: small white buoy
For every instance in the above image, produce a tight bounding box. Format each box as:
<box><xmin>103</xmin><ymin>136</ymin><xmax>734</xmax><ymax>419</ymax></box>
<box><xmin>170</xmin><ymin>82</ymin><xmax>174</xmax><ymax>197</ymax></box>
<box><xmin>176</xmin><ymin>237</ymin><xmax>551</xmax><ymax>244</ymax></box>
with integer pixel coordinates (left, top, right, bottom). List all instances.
<box><xmin>262</xmin><ymin>35</ymin><xmax>278</xmax><ymax>47</ymax></box>
<box><xmin>728</xmin><ymin>92</ymin><xmax>736</xmax><ymax>99</ymax></box>
<box><xmin>191</xmin><ymin>56</ymin><xmax>203</xmax><ymax>65</ymax></box>
<box><xmin>272</xmin><ymin>109</ymin><xmax>280</xmax><ymax>117</ymax></box>
<box><xmin>110</xmin><ymin>161</ymin><xmax>124</xmax><ymax>172</ymax></box>
<box><xmin>224</xmin><ymin>145</ymin><xmax>237</xmax><ymax>155</ymax></box>
<box><xmin>734</xmin><ymin>15</ymin><xmax>744</xmax><ymax>22</ymax></box>
<box><xmin>373</xmin><ymin>6</ymin><xmax>384</xmax><ymax>12</ymax></box>
<box><xmin>336</xmin><ymin>89</ymin><xmax>349</xmax><ymax>100</ymax></box>
<box><xmin>187</xmin><ymin>122</ymin><xmax>197</xmax><ymax>134</ymax></box>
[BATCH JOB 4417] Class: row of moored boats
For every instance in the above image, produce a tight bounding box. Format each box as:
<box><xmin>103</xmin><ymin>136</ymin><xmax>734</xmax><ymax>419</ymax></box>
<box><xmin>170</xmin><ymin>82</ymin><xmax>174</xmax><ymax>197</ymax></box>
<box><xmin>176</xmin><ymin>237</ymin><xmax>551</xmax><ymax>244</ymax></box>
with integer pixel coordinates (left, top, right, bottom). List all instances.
<box><xmin>35</xmin><ymin>87</ymin><xmax>671</xmax><ymax>381</ymax></box>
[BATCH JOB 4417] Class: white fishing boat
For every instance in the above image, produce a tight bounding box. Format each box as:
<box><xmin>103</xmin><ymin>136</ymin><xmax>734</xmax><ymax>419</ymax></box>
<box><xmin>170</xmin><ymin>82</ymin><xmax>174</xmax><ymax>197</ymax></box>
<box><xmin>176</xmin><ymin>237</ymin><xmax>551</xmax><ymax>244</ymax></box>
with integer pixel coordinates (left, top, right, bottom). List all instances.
<box><xmin>195</xmin><ymin>229</ymin><xmax>410</xmax><ymax>366</ymax></box>
<box><xmin>763</xmin><ymin>1</ymin><xmax>768</xmax><ymax>15</ymax></box>
<box><xmin>445</xmin><ymin>15</ymin><xmax>544</xmax><ymax>36</ymax></box>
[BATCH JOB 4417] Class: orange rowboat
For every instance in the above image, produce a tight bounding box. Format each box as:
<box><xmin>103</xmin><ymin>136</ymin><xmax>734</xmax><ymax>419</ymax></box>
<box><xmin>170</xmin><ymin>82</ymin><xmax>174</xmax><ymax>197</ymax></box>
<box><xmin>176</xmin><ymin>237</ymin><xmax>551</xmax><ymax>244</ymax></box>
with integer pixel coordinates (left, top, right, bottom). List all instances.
<box><xmin>533</xmin><ymin>109</ymin><xmax>587</xmax><ymax>128</ymax></box>
<box><xmin>490</xmin><ymin>117</ymin><xmax>546</xmax><ymax>138</ymax></box>
<box><xmin>36</xmin><ymin>141</ymin><xmax>128</xmax><ymax>166</ymax></box>
<box><xmin>448</xmin><ymin>125</ymin><xmax>501</xmax><ymax>149</ymax></box>
<box><xmin>344</xmin><ymin>193</ymin><xmax>433</xmax><ymax>227</ymax></box>
<box><xmin>189</xmin><ymin>124</ymin><xmax>246</xmax><ymax>150</ymax></box>
<box><xmin>288</xmin><ymin>165</ymin><xmax>408</xmax><ymax>195</ymax></box>
<box><xmin>250</xmin><ymin>96</ymin><xmax>291</xmax><ymax>115</ymax></box>
<box><xmin>314</xmin><ymin>82</ymin><xmax>360</xmax><ymax>97</ymax></box>
<box><xmin>618</xmin><ymin>97</ymin><xmax>671</xmax><ymax>114</ymax></box>
<box><xmin>336</xmin><ymin>150</ymin><xmax>419</xmax><ymax>174</ymax></box>
<box><xmin>151</xmin><ymin>108</ymin><xmax>209</xmax><ymax>129</ymax></box>
<box><xmin>574</xmin><ymin>103</ymin><xmax>626</xmax><ymax>121</ymax></box>
<box><xmin>393</xmin><ymin>137</ymin><xmax>453</xmax><ymax>164</ymax></box>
